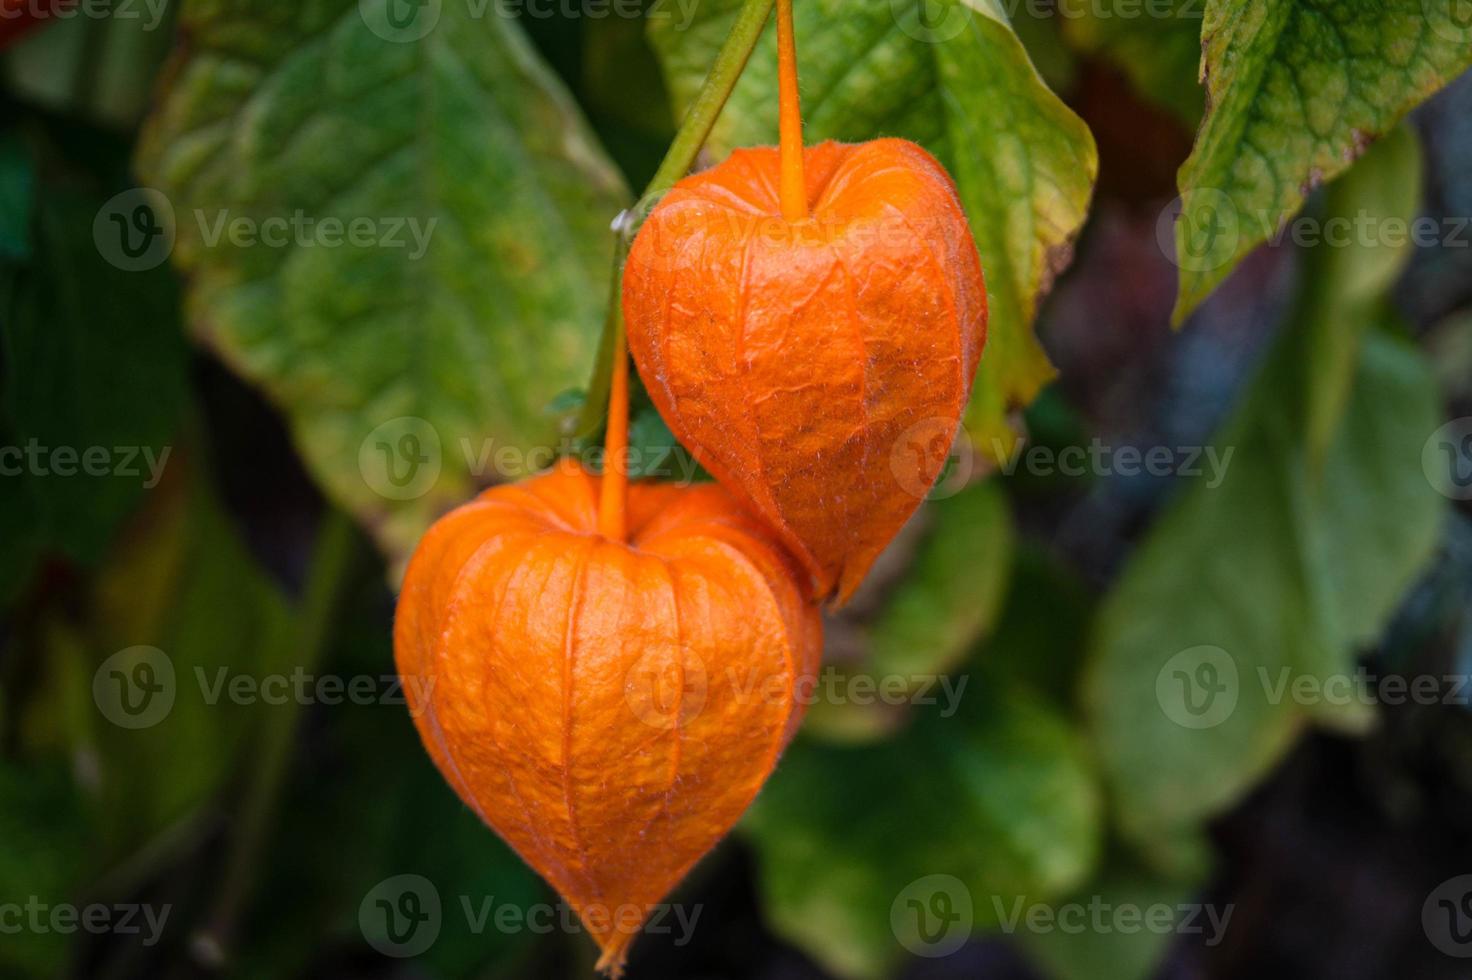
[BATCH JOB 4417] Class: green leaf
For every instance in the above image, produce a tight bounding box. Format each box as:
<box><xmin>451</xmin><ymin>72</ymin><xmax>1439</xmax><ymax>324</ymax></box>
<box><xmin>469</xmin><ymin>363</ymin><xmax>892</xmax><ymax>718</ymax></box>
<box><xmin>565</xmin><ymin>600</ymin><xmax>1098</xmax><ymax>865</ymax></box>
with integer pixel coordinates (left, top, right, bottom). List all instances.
<box><xmin>744</xmin><ymin>677</ymin><xmax>1101</xmax><ymax>979</ymax></box>
<box><xmin>867</xmin><ymin>481</ymin><xmax>1013</xmax><ymax>679</ymax></box>
<box><xmin>0</xmin><ymin>188</ymin><xmax>190</xmax><ymax>568</ymax></box>
<box><xmin>1084</xmin><ymin>327</ymin><xmax>1444</xmax><ymax>842</ymax></box>
<box><xmin>1426</xmin><ymin>310</ymin><xmax>1472</xmax><ymax>403</ymax></box>
<box><xmin>1089</xmin><ymin>130</ymin><xmax>1446</xmax><ymax>840</ymax></box>
<box><xmin>0</xmin><ymin>129</ymin><xmax>32</xmax><ymax>260</ymax></box>
<box><xmin>1058</xmin><ymin>0</ymin><xmax>1205</xmax><ymax>126</ymax></box>
<box><xmin>1011</xmin><ymin>2</ymin><xmax>1080</xmax><ymax>95</ymax></box>
<box><xmin>980</xmin><ymin>542</ymin><xmax>1093</xmax><ymax>709</ymax></box>
<box><xmin>649</xmin><ymin>0</ymin><xmax>1097</xmax><ymax>456</ymax></box>
<box><xmin>806</xmin><ymin>480</ymin><xmax>1014</xmax><ymax>742</ymax></box>
<box><xmin>136</xmin><ymin>0</ymin><xmax>629</xmax><ymax>561</ymax></box>
<box><xmin>0</xmin><ymin>760</ymin><xmax>92</xmax><ymax>978</ymax></box>
<box><xmin>1014</xmin><ymin>850</ymin><xmax>1209</xmax><ymax>980</ymax></box>
<box><xmin>79</xmin><ymin>463</ymin><xmax>293</xmax><ymax>861</ymax></box>
<box><xmin>1171</xmin><ymin>0</ymin><xmax>1472</xmax><ymax>322</ymax></box>
<box><xmin>1293</xmin><ymin>125</ymin><xmax>1421</xmax><ymax>464</ymax></box>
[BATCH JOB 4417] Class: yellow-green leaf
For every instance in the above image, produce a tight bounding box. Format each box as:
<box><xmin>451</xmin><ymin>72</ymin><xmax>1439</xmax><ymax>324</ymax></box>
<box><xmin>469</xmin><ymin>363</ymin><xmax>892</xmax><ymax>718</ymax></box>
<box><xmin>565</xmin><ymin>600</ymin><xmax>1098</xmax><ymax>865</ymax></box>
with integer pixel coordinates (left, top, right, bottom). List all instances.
<box><xmin>1171</xmin><ymin>0</ymin><xmax>1472</xmax><ymax>322</ymax></box>
<box><xmin>137</xmin><ymin>0</ymin><xmax>629</xmax><ymax>561</ymax></box>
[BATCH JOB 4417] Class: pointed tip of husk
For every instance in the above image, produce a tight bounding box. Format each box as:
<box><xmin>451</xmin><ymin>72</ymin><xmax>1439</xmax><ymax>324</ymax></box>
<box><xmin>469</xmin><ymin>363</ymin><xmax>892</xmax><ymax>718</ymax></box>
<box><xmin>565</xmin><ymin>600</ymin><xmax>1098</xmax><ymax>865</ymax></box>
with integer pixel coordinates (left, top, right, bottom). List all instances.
<box><xmin>594</xmin><ymin>938</ymin><xmax>630</xmax><ymax>978</ymax></box>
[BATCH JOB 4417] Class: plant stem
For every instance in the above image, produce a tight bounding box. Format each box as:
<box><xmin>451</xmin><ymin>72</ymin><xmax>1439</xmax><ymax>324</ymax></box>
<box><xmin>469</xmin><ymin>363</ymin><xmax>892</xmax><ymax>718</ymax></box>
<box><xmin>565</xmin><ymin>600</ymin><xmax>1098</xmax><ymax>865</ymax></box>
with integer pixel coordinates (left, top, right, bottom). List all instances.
<box><xmin>190</xmin><ymin>508</ymin><xmax>358</xmax><ymax>969</ymax></box>
<box><xmin>577</xmin><ymin>0</ymin><xmax>777</xmax><ymax>438</ymax></box>
<box><xmin>645</xmin><ymin>0</ymin><xmax>777</xmax><ymax>198</ymax></box>
<box><xmin>776</xmin><ymin>0</ymin><xmax>807</xmax><ymax>221</ymax></box>
<box><xmin>597</xmin><ymin>316</ymin><xmax>630</xmax><ymax>540</ymax></box>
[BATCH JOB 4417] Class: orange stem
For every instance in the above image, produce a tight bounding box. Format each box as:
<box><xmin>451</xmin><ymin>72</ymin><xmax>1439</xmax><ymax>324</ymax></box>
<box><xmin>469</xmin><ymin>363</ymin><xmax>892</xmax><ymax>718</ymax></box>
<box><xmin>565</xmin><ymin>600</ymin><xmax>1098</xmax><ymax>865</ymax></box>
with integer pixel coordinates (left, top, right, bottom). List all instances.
<box><xmin>597</xmin><ymin>327</ymin><xmax>630</xmax><ymax>541</ymax></box>
<box><xmin>776</xmin><ymin>0</ymin><xmax>806</xmax><ymax>222</ymax></box>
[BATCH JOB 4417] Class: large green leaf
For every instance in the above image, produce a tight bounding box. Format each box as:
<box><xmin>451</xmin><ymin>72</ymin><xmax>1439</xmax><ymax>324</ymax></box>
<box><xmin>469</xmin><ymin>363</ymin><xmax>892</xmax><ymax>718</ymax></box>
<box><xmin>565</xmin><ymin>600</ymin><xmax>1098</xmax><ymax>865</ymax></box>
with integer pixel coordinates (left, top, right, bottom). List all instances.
<box><xmin>744</xmin><ymin>676</ymin><xmax>1101</xmax><ymax>979</ymax></box>
<box><xmin>1085</xmin><ymin>326</ymin><xmax>1443</xmax><ymax>843</ymax></box>
<box><xmin>1058</xmin><ymin>0</ymin><xmax>1205</xmax><ymax>126</ymax></box>
<box><xmin>0</xmin><ymin>188</ymin><xmax>190</xmax><ymax>570</ymax></box>
<box><xmin>649</xmin><ymin>0</ymin><xmax>1098</xmax><ymax>455</ymax></box>
<box><xmin>1088</xmin><ymin>128</ymin><xmax>1445</xmax><ymax>841</ymax></box>
<box><xmin>136</xmin><ymin>0</ymin><xmax>629</xmax><ymax>560</ymax></box>
<box><xmin>1171</xmin><ymin>0</ymin><xmax>1472</xmax><ymax>322</ymax></box>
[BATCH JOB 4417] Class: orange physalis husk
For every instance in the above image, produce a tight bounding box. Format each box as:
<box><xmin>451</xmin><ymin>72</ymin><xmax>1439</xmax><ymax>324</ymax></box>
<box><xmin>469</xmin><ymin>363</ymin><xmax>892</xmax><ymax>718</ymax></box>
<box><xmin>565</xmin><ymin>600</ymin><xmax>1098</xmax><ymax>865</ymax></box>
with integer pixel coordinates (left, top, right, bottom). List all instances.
<box><xmin>393</xmin><ymin>459</ymin><xmax>821</xmax><ymax>975</ymax></box>
<box><xmin>622</xmin><ymin>136</ymin><xmax>988</xmax><ymax>604</ymax></box>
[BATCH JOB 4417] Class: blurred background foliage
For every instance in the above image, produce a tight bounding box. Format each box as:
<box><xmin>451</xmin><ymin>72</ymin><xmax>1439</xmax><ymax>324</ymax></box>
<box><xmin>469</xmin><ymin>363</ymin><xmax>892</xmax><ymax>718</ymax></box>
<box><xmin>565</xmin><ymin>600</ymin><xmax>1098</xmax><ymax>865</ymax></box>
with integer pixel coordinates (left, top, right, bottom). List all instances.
<box><xmin>2</xmin><ymin>1</ymin><xmax>1472</xmax><ymax>978</ymax></box>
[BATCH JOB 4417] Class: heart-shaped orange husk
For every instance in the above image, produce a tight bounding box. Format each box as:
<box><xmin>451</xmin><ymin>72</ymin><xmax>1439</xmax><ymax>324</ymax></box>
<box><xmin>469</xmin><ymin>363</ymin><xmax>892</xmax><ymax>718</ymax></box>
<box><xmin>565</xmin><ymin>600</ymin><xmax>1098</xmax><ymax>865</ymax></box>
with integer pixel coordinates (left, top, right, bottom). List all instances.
<box><xmin>394</xmin><ymin>461</ymin><xmax>821</xmax><ymax>975</ymax></box>
<box><xmin>622</xmin><ymin>138</ymin><xmax>988</xmax><ymax>604</ymax></box>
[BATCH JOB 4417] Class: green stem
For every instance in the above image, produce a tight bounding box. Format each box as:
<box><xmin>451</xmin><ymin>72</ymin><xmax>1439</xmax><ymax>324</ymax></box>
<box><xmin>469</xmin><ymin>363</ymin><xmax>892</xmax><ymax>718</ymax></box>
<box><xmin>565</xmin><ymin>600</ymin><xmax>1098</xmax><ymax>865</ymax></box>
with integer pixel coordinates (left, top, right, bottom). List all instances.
<box><xmin>576</xmin><ymin>0</ymin><xmax>775</xmax><ymax>438</ymax></box>
<box><xmin>644</xmin><ymin>0</ymin><xmax>775</xmax><ymax>198</ymax></box>
<box><xmin>190</xmin><ymin>508</ymin><xmax>358</xmax><ymax>969</ymax></box>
